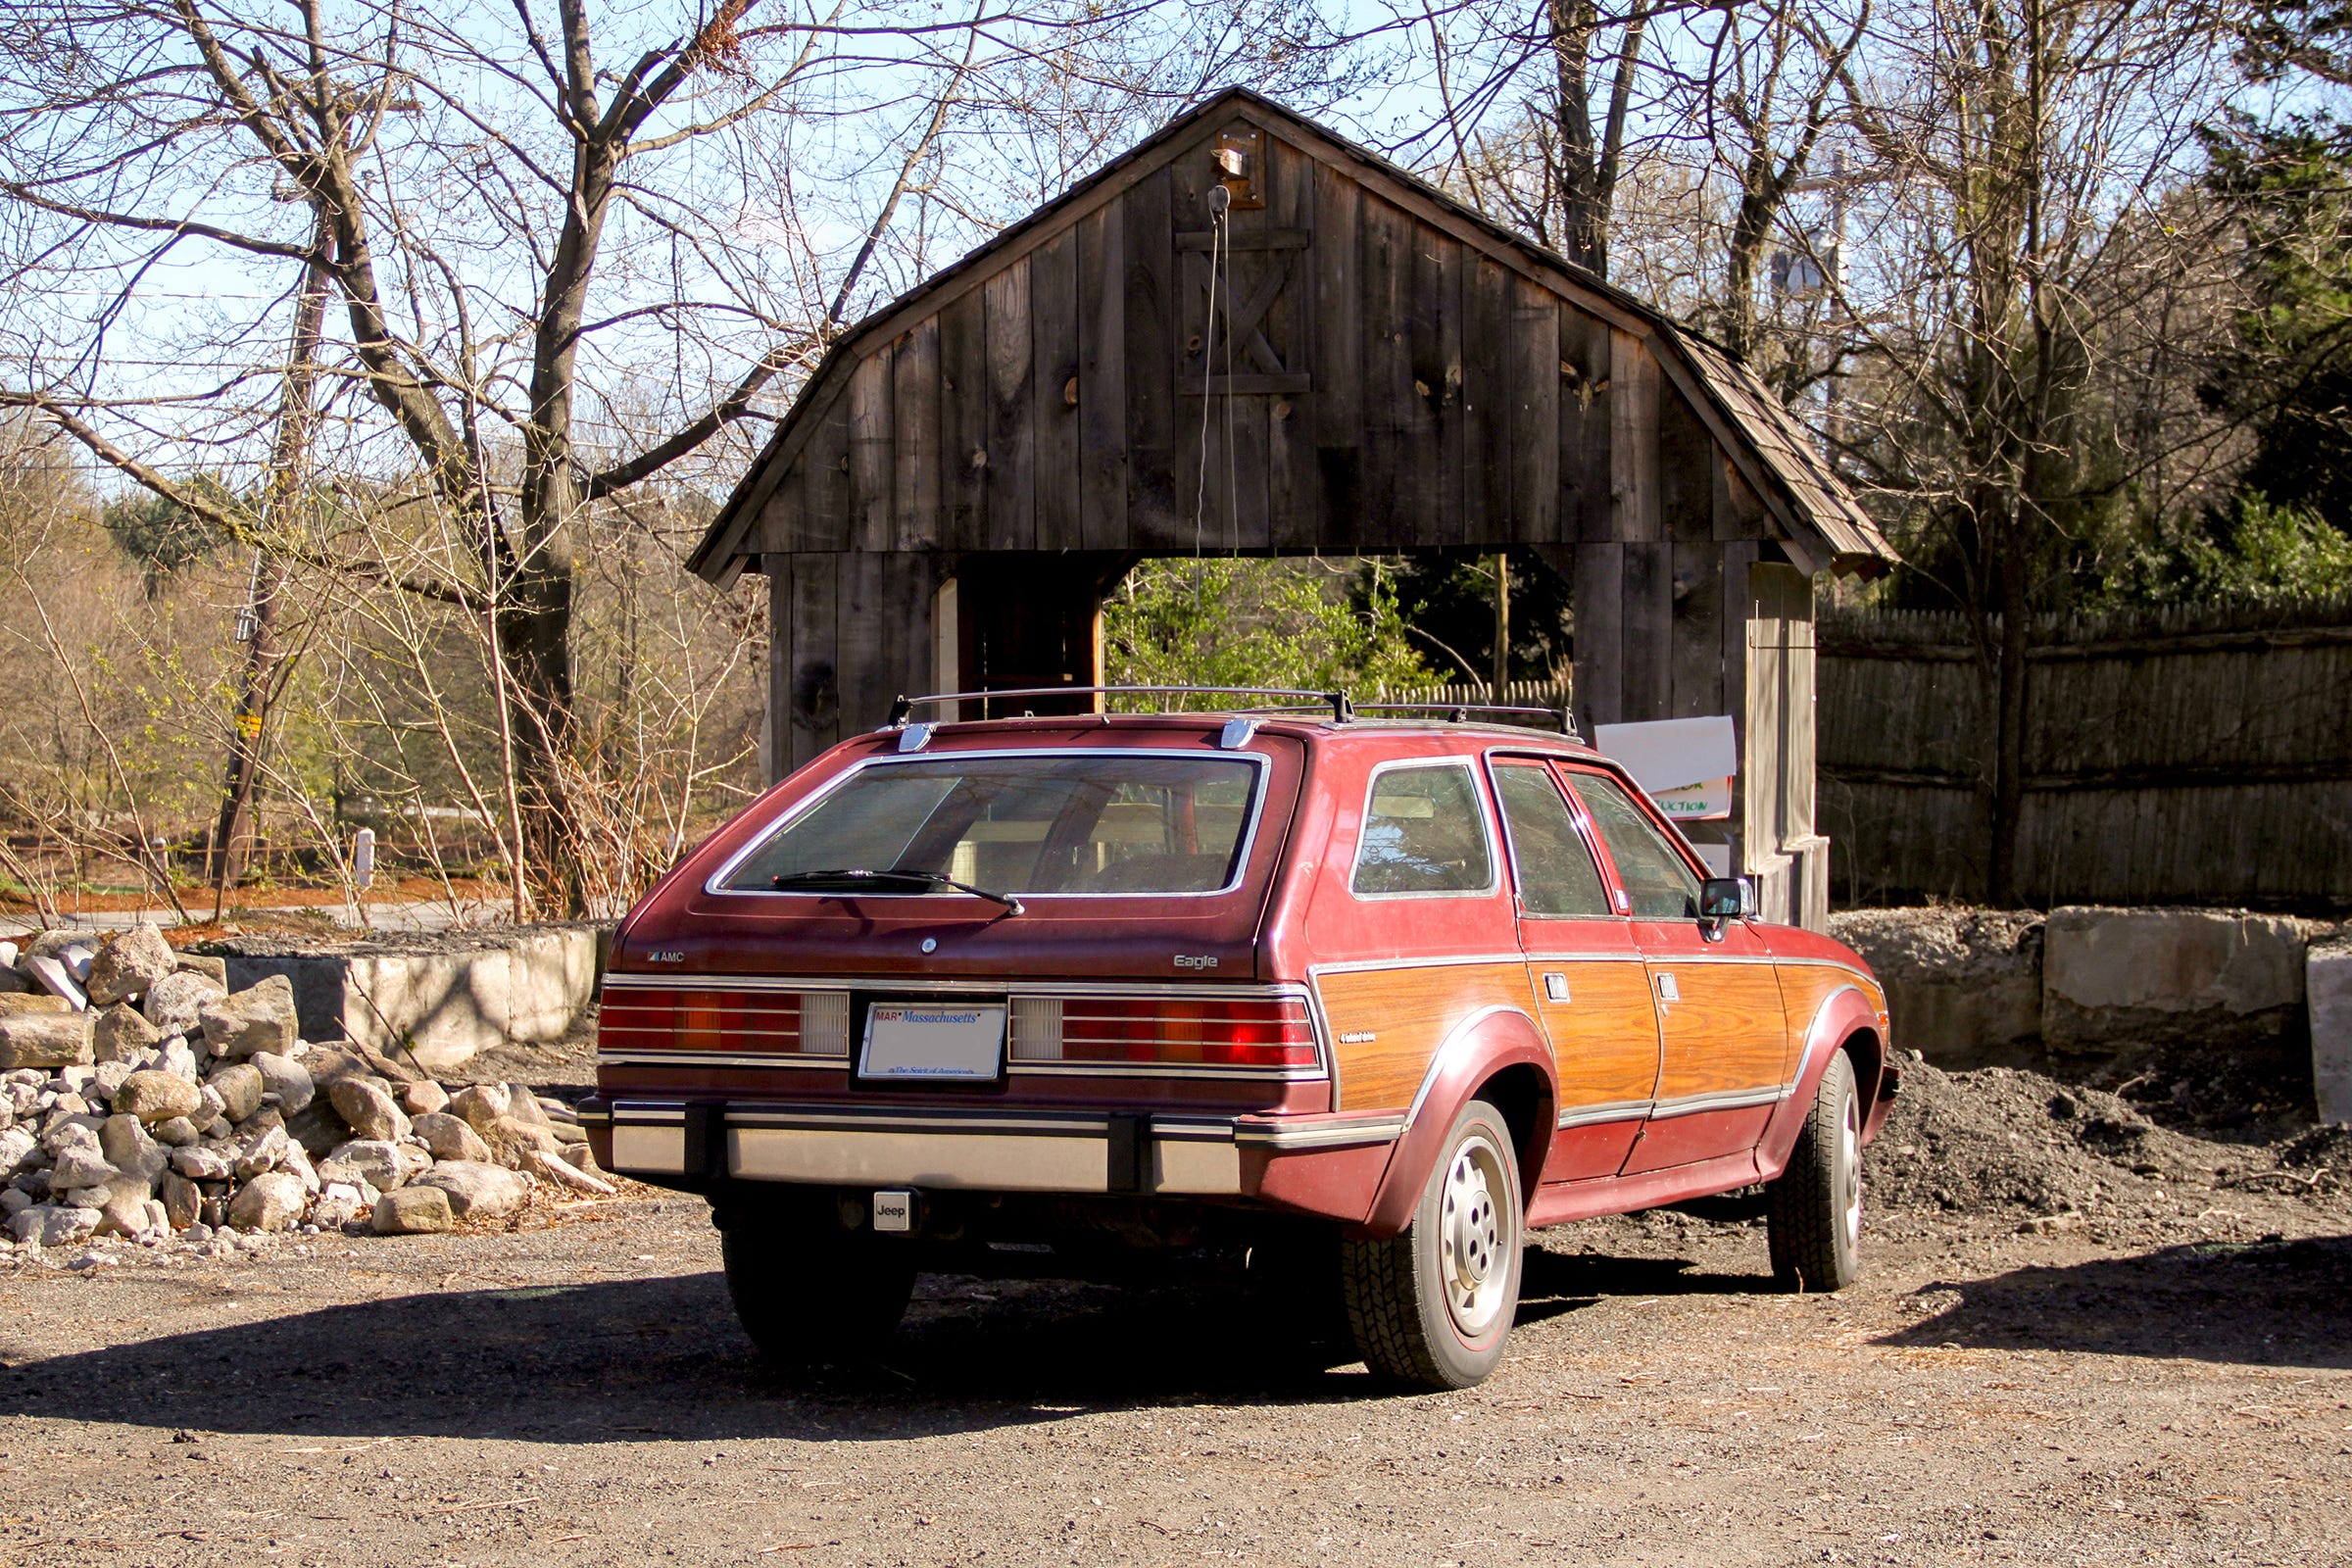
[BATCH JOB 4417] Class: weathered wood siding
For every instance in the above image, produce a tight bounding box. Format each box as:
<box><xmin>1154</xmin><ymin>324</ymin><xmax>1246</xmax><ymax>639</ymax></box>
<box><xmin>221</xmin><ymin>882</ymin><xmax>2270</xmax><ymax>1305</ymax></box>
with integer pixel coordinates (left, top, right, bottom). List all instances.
<box><xmin>751</xmin><ymin>117</ymin><xmax>1775</xmax><ymax>733</ymax></box>
<box><xmin>1819</xmin><ymin>600</ymin><xmax>2352</xmax><ymax>907</ymax></box>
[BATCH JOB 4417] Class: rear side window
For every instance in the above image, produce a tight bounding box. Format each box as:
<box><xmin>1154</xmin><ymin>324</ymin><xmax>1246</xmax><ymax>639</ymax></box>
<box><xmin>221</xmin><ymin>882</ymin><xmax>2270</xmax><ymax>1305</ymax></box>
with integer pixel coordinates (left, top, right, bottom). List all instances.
<box><xmin>719</xmin><ymin>754</ymin><xmax>1261</xmax><ymax>895</ymax></box>
<box><xmin>1351</xmin><ymin>763</ymin><xmax>1495</xmax><ymax>897</ymax></box>
<box><xmin>1492</xmin><ymin>763</ymin><xmax>1612</xmax><ymax>917</ymax></box>
<box><xmin>1566</xmin><ymin>772</ymin><xmax>1702</xmax><ymax>919</ymax></box>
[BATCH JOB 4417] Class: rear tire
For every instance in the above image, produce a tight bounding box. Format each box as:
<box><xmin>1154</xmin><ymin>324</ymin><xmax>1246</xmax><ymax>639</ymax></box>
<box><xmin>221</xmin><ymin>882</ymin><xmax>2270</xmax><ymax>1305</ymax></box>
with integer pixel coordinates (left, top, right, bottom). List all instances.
<box><xmin>720</xmin><ymin>1220</ymin><xmax>916</xmax><ymax>1367</ymax></box>
<box><xmin>1767</xmin><ymin>1051</ymin><xmax>1862</xmax><ymax>1292</ymax></box>
<box><xmin>1340</xmin><ymin>1098</ymin><xmax>1524</xmax><ymax>1391</ymax></box>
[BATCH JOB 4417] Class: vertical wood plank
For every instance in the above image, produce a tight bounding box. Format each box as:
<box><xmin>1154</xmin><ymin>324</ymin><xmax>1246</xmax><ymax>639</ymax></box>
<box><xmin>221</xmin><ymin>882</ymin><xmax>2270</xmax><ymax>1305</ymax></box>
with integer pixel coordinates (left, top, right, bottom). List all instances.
<box><xmin>1462</xmin><ymin>255</ymin><xmax>1509</xmax><ymax>540</ymax></box>
<box><xmin>1078</xmin><ymin>202</ymin><xmax>1128</xmax><ymax>549</ymax></box>
<box><xmin>1409</xmin><ymin>232</ymin><xmax>1455</xmax><ymax>545</ymax></box>
<box><xmin>1621</xmin><ymin>539</ymin><xmax>1674</xmax><ymax>719</ymax></box>
<box><xmin>787</xmin><ymin>551</ymin><xmax>842</xmax><ymax>767</ymax></box>
<box><xmin>754</xmin><ymin>459</ymin><xmax>804</xmax><ymax>556</ymax></box>
<box><xmin>1558</xmin><ymin>308</ymin><xmax>1609</xmax><ymax>543</ymax></box>
<box><xmin>765</xmin><ymin>557</ymin><xmax>794</xmax><ymax>782</ymax></box>
<box><xmin>848</xmin><ymin>347</ymin><xmax>894</xmax><ymax>553</ymax></box>
<box><xmin>1670</xmin><ymin>541</ymin><xmax>1725</xmax><ymax>718</ymax></box>
<box><xmin>1509</xmin><ymin>284</ymin><xmax>1558</xmax><ymax>546</ymax></box>
<box><xmin>1354</xmin><ymin>195</ymin><xmax>1411</xmax><ymax>556</ymax></box>
<box><xmin>939</xmin><ymin>289</ymin><xmax>988</xmax><ymax>551</ymax></box>
<box><xmin>1031</xmin><ymin>227</ymin><xmax>1082</xmax><ymax>553</ymax></box>
<box><xmin>891</xmin><ymin>320</ymin><xmax>941</xmax><ymax>551</ymax></box>
<box><xmin>1266</xmin><ymin>136</ymin><xmax>1317</xmax><ymax>551</ymax></box>
<box><xmin>1718</xmin><ymin>538</ymin><xmax>1760</xmax><ymax>859</ymax></box>
<box><xmin>1124</xmin><ymin>167</ymin><xmax>1182</xmax><ymax>546</ymax></box>
<box><xmin>1609</xmin><ymin>328</ymin><xmax>1660</xmax><ymax>542</ymax></box>
<box><xmin>984</xmin><ymin>260</ymin><xmax>1036</xmax><ymax>551</ymax></box>
<box><xmin>1658</xmin><ymin>386</ymin><xmax>1713</xmax><ymax>544</ymax></box>
<box><xmin>800</xmin><ymin>398</ymin><xmax>853</xmax><ymax>552</ymax></box>
<box><xmin>1310</xmin><ymin>165</ymin><xmax>1360</xmax><ymax>551</ymax></box>
<box><xmin>1573</xmin><ymin>541</ymin><xmax>1625</xmax><ymax>727</ymax></box>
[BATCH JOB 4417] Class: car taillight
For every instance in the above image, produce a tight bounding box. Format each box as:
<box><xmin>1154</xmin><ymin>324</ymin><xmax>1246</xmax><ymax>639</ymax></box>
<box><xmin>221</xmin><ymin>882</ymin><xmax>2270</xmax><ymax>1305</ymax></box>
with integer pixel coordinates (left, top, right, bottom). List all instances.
<box><xmin>1010</xmin><ymin>996</ymin><xmax>1317</xmax><ymax>1068</ymax></box>
<box><xmin>598</xmin><ymin>988</ymin><xmax>851</xmax><ymax>1057</ymax></box>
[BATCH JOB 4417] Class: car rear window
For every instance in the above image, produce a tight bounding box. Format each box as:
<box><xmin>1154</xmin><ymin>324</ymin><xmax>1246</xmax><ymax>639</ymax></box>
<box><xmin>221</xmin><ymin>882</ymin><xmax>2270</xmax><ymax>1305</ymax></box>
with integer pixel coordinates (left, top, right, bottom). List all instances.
<box><xmin>717</xmin><ymin>754</ymin><xmax>1263</xmax><ymax>896</ymax></box>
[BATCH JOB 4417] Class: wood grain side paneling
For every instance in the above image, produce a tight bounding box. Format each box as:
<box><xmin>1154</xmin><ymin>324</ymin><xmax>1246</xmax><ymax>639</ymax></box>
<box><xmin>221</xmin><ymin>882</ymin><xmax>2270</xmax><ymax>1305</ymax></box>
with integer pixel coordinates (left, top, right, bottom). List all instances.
<box><xmin>1525</xmin><ymin>957</ymin><xmax>1660</xmax><ymax>1109</ymax></box>
<box><xmin>1650</xmin><ymin>960</ymin><xmax>1789</xmax><ymax>1102</ymax></box>
<box><xmin>1318</xmin><ymin>961</ymin><xmax>1538</xmax><ymax>1113</ymax></box>
<box><xmin>1772</xmin><ymin>961</ymin><xmax>1883</xmax><ymax>1084</ymax></box>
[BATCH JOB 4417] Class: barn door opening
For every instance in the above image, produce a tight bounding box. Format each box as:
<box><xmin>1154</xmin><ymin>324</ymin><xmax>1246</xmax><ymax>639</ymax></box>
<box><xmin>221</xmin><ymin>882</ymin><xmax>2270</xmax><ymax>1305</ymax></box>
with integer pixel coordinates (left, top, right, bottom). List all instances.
<box><xmin>950</xmin><ymin>552</ymin><xmax>1135</xmax><ymax>715</ymax></box>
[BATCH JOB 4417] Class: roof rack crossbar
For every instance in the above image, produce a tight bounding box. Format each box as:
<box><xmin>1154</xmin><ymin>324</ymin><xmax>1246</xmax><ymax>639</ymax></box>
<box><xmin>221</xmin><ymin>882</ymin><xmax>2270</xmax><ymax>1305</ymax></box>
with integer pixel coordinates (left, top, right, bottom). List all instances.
<box><xmin>887</xmin><ymin>685</ymin><xmax>1354</xmax><ymax>726</ymax></box>
<box><xmin>1354</xmin><ymin>702</ymin><xmax>1582</xmax><ymax>739</ymax></box>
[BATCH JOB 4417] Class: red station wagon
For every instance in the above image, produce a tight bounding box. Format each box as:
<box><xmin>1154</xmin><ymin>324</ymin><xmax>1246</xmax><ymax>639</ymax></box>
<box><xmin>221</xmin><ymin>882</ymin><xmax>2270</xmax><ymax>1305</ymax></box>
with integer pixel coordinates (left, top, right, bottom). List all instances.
<box><xmin>582</xmin><ymin>690</ymin><xmax>1896</xmax><ymax>1390</ymax></box>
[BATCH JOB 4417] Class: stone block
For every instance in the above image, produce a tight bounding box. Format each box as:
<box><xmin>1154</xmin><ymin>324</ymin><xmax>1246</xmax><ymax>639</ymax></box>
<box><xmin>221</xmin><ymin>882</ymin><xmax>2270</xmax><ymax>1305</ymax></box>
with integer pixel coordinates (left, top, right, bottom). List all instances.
<box><xmin>2313</xmin><ymin>937</ymin><xmax>2352</xmax><ymax>1126</ymax></box>
<box><xmin>2043</xmin><ymin>906</ymin><xmax>2311</xmax><ymax>1057</ymax></box>
<box><xmin>0</xmin><ymin>1010</ymin><xmax>93</xmax><ymax>1070</ymax></box>
<box><xmin>217</xmin><ymin>924</ymin><xmax>603</xmax><ymax>1075</ymax></box>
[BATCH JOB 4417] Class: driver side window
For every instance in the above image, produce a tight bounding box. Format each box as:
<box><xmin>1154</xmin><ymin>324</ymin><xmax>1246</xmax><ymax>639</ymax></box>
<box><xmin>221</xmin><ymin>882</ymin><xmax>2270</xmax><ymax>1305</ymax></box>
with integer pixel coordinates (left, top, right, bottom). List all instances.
<box><xmin>1565</xmin><ymin>772</ymin><xmax>1702</xmax><ymax>919</ymax></box>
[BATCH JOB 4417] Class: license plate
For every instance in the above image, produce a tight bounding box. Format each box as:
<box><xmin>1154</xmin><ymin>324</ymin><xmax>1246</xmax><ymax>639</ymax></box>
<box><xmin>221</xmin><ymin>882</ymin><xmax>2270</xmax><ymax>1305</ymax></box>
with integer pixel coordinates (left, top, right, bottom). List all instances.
<box><xmin>858</xmin><ymin>1002</ymin><xmax>1006</xmax><ymax>1081</ymax></box>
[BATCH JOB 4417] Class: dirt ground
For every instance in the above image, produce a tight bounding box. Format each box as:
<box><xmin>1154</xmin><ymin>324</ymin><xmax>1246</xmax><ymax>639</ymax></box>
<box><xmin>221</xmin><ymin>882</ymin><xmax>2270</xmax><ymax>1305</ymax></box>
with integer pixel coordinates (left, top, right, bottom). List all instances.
<box><xmin>2</xmin><ymin>1057</ymin><xmax>2348</xmax><ymax>1568</ymax></box>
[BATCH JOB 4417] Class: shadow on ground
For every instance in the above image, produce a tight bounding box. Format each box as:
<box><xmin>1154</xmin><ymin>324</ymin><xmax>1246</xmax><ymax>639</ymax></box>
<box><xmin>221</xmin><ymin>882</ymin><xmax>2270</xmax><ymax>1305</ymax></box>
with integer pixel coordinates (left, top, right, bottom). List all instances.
<box><xmin>1880</xmin><ymin>1235</ymin><xmax>2352</xmax><ymax>1367</ymax></box>
<box><xmin>0</xmin><ymin>1245</ymin><xmax>1769</xmax><ymax>1441</ymax></box>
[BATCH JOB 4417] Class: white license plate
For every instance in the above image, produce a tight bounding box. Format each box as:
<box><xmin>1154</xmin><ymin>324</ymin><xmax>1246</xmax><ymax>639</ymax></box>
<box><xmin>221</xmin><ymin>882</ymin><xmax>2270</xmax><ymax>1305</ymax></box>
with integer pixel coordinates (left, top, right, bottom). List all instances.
<box><xmin>859</xmin><ymin>1002</ymin><xmax>1006</xmax><ymax>1081</ymax></box>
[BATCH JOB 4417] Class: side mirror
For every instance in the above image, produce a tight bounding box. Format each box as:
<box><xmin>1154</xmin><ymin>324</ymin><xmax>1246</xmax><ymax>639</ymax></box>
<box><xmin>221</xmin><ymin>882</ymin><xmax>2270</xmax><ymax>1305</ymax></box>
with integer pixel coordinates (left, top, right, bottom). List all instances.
<box><xmin>1698</xmin><ymin>876</ymin><xmax>1756</xmax><ymax>922</ymax></box>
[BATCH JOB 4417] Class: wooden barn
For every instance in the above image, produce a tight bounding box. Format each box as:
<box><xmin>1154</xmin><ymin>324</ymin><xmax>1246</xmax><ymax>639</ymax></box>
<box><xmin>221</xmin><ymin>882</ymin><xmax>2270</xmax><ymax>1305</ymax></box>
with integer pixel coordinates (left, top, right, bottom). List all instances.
<box><xmin>688</xmin><ymin>88</ymin><xmax>1895</xmax><ymax>929</ymax></box>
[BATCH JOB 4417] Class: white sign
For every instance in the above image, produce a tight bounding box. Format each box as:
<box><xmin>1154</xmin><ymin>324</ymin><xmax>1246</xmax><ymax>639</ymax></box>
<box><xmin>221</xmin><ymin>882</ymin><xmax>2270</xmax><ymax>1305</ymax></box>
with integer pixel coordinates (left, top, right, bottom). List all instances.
<box><xmin>1593</xmin><ymin>715</ymin><xmax>1737</xmax><ymax>822</ymax></box>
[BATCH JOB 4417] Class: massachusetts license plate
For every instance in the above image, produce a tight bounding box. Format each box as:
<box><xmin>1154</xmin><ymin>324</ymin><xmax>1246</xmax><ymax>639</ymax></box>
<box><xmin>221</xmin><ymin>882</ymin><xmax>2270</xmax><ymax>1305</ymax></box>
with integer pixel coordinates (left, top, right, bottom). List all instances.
<box><xmin>858</xmin><ymin>1002</ymin><xmax>1006</xmax><ymax>1081</ymax></box>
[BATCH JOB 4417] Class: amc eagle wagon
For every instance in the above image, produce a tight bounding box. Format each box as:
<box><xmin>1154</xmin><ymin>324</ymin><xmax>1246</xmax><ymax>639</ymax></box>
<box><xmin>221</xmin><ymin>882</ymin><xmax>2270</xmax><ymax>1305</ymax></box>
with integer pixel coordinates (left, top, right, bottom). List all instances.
<box><xmin>580</xmin><ymin>690</ymin><xmax>1895</xmax><ymax>1391</ymax></box>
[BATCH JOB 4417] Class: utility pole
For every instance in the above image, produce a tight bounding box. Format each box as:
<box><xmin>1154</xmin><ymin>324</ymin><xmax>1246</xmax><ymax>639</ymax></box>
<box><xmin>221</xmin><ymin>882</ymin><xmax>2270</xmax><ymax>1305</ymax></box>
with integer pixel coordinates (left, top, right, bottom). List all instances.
<box><xmin>211</xmin><ymin>212</ymin><xmax>331</xmax><ymax>920</ymax></box>
<box><xmin>1491</xmin><ymin>552</ymin><xmax>1511</xmax><ymax>699</ymax></box>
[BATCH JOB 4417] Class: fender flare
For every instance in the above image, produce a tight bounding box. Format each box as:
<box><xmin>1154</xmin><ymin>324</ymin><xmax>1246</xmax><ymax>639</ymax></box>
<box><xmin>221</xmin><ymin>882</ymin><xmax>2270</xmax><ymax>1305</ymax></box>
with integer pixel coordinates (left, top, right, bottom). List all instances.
<box><xmin>1355</xmin><ymin>1006</ymin><xmax>1556</xmax><ymax>1239</ymax></box>
<box><xmin>1756</xmin><ymin>984</ymin><xmax>1886</xmax><ymax>1179</ymax></box>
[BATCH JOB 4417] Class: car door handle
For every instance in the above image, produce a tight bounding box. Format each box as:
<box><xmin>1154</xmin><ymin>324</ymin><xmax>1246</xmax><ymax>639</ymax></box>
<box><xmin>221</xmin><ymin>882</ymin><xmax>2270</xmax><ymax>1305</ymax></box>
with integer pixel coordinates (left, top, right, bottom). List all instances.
<box><xmin>1542</xmin><ymin>971</ymin><xmax>1571</xmax><ymax>1003</ymax></box>
<box><xmin>1655</xmin><ymin>972</ymin><xmax>1680</xmax><ymax>1003</ymax></box>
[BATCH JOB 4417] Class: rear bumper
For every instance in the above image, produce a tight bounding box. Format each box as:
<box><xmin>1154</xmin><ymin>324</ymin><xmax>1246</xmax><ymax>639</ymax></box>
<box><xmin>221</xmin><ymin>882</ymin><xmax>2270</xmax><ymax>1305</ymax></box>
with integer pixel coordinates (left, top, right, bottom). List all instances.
<box><xmin>579</xmin><ymin>1098</ymin><xmax>1403</xmax><ymax>1219</ymax></box>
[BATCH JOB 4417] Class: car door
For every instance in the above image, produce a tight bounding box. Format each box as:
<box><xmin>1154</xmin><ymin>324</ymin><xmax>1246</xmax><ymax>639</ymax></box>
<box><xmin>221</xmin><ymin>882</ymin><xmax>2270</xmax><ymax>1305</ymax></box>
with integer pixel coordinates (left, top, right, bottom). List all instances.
<box><xmin>1488</xmin><ymin>759</ymin><xmax>1661</xmax><ymax>1182</ymax></box>
<box><xmin>1560</xmin><ymin>767</ymin><xmax>1788</xmax><ymax>1176</ymax></box>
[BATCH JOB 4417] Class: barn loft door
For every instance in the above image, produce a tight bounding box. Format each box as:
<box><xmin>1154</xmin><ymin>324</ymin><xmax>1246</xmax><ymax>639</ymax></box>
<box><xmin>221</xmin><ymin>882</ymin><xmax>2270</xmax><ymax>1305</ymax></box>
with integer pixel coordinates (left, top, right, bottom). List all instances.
<box><xmin>1180</xmin><ymin>228</ymin><xmax>1311</xmax><ymax>397</ymax></box>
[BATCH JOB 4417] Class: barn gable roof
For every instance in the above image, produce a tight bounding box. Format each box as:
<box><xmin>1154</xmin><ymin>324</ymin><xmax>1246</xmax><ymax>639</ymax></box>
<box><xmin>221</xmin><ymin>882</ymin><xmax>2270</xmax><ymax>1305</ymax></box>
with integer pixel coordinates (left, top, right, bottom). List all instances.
<box><xmin>689</xmin><ymin>86</ymin><xmax>1894</xmax><ymax>584</ymax></box>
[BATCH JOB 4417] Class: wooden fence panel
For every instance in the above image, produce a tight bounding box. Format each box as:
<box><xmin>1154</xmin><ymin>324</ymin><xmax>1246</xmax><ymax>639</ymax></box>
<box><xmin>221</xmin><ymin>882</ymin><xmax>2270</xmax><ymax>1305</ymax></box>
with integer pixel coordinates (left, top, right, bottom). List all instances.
<box><xmin>1819</xmin><ymin>598</ymin><xmax>2352</xmax><ymax>907</ymax></box>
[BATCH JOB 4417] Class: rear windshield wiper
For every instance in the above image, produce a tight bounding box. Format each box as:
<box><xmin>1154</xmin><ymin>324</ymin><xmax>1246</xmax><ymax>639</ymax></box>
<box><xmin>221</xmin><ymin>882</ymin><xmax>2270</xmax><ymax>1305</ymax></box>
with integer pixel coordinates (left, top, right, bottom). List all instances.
<box><xmin>768</xmin><ymin>866</ymin><xmax>1024</xmax><ymax>915</ymax></box>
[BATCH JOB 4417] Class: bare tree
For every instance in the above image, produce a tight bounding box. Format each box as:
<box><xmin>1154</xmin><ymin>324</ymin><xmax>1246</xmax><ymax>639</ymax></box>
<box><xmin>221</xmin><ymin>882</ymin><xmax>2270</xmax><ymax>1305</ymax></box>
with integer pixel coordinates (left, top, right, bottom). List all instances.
<box><xmin>0</xmin><ymin>0</ymin><xmax>1350</xmax><ymax>913</ymax></box>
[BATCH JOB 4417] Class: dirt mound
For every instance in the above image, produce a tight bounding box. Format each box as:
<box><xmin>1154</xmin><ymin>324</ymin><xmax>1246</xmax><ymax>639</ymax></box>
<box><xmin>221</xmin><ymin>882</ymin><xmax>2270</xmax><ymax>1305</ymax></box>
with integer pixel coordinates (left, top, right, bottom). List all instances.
<box><xmin>1869</xmin><ymin>1056</ymin><xmax>2247</xmax><ymax>1215</ymax></box>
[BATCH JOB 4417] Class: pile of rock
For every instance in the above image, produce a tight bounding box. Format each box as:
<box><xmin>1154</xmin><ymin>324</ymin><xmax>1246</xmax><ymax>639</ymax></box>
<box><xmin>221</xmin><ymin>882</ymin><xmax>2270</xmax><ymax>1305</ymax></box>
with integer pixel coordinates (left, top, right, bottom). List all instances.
<box><xmin>0</xmin><ymin>922</ymin><xmax>612</xmax><ymax>1255</ymax></box>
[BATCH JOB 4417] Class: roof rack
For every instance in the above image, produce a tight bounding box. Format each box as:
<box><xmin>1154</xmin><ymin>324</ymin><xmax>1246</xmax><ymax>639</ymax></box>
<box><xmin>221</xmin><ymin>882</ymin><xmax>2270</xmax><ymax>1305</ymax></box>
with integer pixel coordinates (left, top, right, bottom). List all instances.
<box><xmin>1355</xmin><ymin>701</ymin><xmax>1582</xmax><ymax>740</ymax></box>
<box><xmin>887</xmin><ymin>685</ymin><xmax>1354</xmax><ymax>725</ymax></box>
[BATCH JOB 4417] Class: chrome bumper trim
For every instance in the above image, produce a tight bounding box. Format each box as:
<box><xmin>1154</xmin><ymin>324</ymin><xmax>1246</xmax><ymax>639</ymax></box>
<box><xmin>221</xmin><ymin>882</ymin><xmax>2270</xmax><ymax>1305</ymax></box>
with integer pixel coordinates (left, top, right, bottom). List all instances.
<box><xmin>596</xmin><ymin>1102</ymin><xmax>1396</xmax><ymax>1193</ymax></box>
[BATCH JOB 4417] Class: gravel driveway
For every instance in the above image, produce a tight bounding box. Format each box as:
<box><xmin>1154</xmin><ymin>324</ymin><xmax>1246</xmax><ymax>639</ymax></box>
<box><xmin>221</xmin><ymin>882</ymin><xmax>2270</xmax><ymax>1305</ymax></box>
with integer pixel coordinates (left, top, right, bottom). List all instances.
<box><xmin>3</xmin><ymin>1052</ymin><xmax>2348</xmax><ymax>1568</ymax></box>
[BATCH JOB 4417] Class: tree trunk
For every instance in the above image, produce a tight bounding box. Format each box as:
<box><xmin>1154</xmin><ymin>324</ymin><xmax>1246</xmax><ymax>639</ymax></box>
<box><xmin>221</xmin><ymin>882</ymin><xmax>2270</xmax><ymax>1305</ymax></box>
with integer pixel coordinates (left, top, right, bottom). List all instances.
<box><xmin>210</xmin><ymin>229</ymin><xmax>331</xmax><ymax>910</ymax></box>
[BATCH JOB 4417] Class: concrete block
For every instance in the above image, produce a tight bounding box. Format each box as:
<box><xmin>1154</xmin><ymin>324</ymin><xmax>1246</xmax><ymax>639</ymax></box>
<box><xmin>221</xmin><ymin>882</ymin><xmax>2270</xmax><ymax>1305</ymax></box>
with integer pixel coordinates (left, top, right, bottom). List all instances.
<box><xmin>2313</xmin><ymin>937</ymin><xmax>2352</xmax><ymax>1125</ymax></box>
<box><xmin>1829</xmin><ymin>908</ymin><xmax>2043</xmax><ymax>1068</ymax></box>
<box><xmin>214</xmin><ymin>924</ymin><xmax>607</xmax><ymax>1075</ymax></box>
<box><xmin>2043</xmin><ymin>906</ymin><xmax>2311</xmax><ymax>1057</ymax></box>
